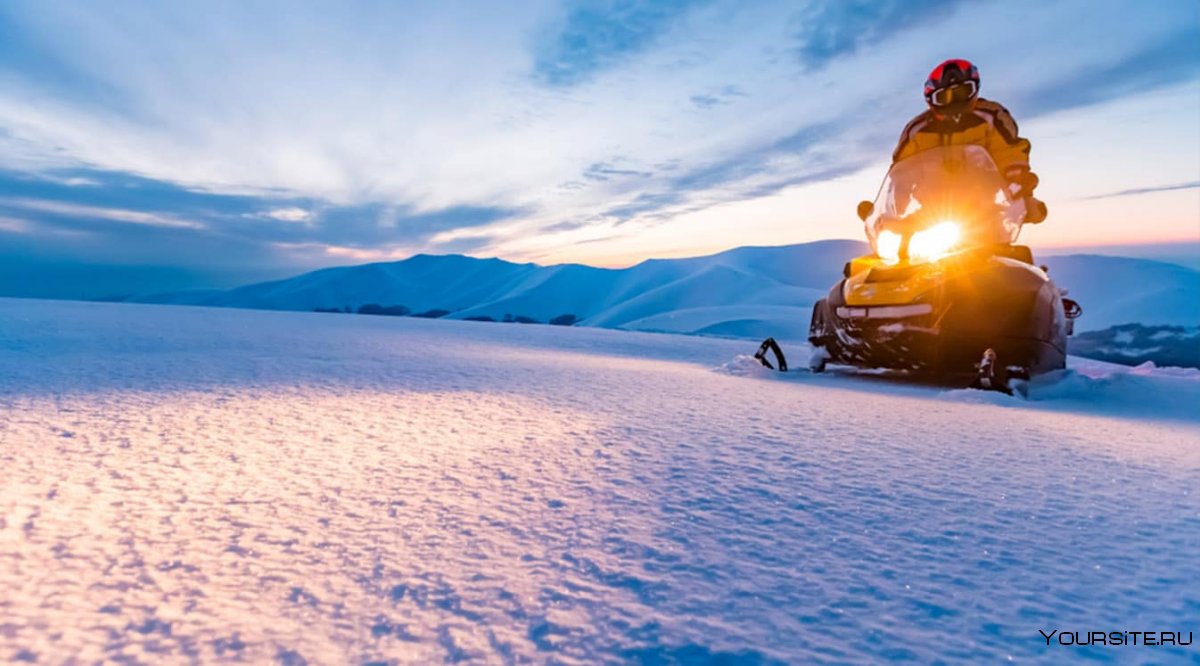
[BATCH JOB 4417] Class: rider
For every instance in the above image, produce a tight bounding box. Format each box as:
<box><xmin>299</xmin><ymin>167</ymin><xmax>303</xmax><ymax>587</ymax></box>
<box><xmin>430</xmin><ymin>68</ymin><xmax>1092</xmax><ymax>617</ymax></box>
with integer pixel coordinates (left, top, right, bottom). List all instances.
<box><xmin>893</xmin><ymin>58</ymin><xmax>1047</xmax><ymax>223</ymax></box>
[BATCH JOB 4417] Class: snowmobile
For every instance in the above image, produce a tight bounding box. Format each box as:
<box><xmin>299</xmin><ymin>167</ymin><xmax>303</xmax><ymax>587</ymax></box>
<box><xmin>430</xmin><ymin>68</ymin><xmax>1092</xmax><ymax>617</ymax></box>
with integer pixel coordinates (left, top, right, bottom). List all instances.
<box><xmin>756</xmin><ymin>144</ymin><xmax>1081</xmax><ymax>393</ymax></box>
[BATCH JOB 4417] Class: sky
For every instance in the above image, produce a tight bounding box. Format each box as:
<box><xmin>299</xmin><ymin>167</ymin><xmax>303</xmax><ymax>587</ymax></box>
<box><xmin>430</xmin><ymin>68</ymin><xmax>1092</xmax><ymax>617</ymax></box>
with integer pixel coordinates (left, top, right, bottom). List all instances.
<box><xmin>1</xmin><ymin>0</ymin><xmax>1198</xmax><ymax>298</ymax></box>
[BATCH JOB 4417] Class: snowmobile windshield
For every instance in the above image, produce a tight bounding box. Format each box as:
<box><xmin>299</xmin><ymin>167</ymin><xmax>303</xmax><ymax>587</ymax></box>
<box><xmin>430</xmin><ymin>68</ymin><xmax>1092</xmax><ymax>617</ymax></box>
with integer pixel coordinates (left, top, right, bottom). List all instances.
<box><xmin>864</xmin><ymin>145</ymin><xmax>1026</xmax><ymax>264</ymax></box>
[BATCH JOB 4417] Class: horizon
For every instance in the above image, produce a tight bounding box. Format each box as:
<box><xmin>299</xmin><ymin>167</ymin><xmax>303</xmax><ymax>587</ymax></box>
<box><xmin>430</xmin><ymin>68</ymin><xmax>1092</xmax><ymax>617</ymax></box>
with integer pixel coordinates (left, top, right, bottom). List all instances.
<box><xmin>2</xmin><ymin>0</ymin><xmax>1198</xmax><ymax>298</ymax></box>
<box><xmin>4</xmin><ymin>235</ymin><xmax>1199</xmax><ymax>303</ymax></box>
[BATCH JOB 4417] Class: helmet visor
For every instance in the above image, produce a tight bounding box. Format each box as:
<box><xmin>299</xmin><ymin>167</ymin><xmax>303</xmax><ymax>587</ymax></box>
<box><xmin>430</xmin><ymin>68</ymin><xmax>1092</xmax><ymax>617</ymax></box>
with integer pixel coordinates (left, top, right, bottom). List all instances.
<box><xmin>929</xmin><ymin>81</ymin><xmax>977</xmax><ymax>107</ymax></box>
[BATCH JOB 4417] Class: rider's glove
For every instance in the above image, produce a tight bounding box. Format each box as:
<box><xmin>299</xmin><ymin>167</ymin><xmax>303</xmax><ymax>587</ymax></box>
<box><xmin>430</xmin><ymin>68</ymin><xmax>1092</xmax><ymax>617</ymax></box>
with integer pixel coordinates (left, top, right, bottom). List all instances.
<box><xmin>1004</xmin><ymin>167</ymin><xmax>1039</xmax><ymax>197</ymax></box>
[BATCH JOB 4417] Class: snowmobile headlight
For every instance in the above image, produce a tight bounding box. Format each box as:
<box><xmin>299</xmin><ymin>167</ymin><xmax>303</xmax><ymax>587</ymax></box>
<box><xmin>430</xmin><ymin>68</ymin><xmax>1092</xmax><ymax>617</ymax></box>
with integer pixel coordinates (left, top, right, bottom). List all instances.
<box><xmin>908</xmin><ymin>221</ymin><xmax>961</xmax><ymax>262</ymax></box>
<box><xmin>876</xmin><ymin>230</ymin><xmax>902</xmax><ymax>264</ymax></box>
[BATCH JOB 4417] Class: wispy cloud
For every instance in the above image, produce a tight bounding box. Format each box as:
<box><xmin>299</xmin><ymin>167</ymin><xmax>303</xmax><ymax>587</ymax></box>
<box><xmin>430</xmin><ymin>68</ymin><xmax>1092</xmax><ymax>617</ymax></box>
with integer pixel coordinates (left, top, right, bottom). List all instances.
<box><xmin>790</xmin><ymin>0</ymin><xmax>966</xmax><ymax>70</ymax></box>
<box><xmin>257</xmin><ymin>207</ymin><xmax>313</xmax><ymax>223</ymax></box>
<box><xmin>0</xmin><ymin>197</ymin><xmax>205</xmax><ymax>230</ymax></box>
<box><xmin>1082</xmin><ymin>181</ymin><xmax>1200</xmax><ymax>201</ymax></box>
<box><xmin>1011</xmin><ymin>21</ymin><xmax>1200</xmax><ymax>117</ymax></box>
<box><xmin>689</xmin><ymin>84</ymin><xmax>745</xmax><ymax>109</ymax></box>
<box><xmin>533</xmin><ymin>0</ymin><xmax>713</xmax><ymax>86</ymax></box>
<box><xmin>583</xmin><ymin>160</ymin><xmax>654</xmax><ymax>181</ymax></box>
<box><xmin>0</xmin><ymin>215</ymin><xmax>32</xmax><ymax>233</ymax></box>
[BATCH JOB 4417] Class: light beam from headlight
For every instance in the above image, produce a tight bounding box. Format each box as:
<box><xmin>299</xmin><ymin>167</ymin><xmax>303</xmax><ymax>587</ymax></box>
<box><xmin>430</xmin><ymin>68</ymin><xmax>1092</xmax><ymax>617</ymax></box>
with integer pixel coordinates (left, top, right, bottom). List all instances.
<box><xmin>876</xmin><ymin>230</ymin><xmax>901</xmax><ymax>264</ymax></box>
<box><xmin>908</xmin><ymin>221</ymin><xmax>961</xmax><ymax>262</ymax></box>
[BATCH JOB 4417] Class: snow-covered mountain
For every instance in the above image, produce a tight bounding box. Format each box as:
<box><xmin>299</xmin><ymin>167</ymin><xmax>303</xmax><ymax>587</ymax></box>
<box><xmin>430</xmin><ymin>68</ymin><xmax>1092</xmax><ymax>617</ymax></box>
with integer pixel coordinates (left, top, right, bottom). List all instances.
<box><xmin>1036</xmin><ymin>254</ymin><xmax>1200</xmax><ymax>331</ymax></box>
<box><xmin>1071</xmin><ymin>324</ymin><xmax>1200</xmax><ymax>368</ymax></box>
<box><xmin>133</xmin><ymin>240</ymin><xmax>1200</xmax><ymax>338</ymax></box>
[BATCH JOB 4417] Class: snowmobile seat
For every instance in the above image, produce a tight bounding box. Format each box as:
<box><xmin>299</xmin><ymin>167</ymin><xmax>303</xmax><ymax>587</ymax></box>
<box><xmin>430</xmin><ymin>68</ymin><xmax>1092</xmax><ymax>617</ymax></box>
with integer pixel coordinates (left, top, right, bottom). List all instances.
<box><xmin>992</xmin><ymin>244</ymin><xmax>1034</xmax><ymax>264</ymax></box>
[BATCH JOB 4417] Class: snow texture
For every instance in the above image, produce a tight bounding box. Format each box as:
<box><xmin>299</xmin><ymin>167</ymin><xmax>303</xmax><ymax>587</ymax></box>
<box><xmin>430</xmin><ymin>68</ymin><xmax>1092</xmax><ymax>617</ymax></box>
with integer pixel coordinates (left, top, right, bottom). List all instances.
<box><xmin>135</xmin><ymin>241</ymin><xmax>1200</xmax><ymax>339</ymax></box>
<box><xmin>1</xmin><ymin>298</ymin><xmax>1198</xmax><ymax>664</ymax></box>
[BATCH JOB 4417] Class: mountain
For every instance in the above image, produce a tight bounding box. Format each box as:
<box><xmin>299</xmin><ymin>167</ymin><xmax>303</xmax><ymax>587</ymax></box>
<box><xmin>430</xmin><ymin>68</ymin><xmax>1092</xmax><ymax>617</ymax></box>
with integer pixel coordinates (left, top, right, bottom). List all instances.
<box><xmin>133</xmin><ymin>240</ymin><xmax>1200</xmax><ymax>338</ymax></box>
<box><xmin>1069</xmin><ymin>324</ymin><xmax>1200</xmax><ymax>368</ymax></box>
<box><xmin>1038</xmin><ymin>254</ymin><xmax>1200</xmax><ymax>330</ymax></box>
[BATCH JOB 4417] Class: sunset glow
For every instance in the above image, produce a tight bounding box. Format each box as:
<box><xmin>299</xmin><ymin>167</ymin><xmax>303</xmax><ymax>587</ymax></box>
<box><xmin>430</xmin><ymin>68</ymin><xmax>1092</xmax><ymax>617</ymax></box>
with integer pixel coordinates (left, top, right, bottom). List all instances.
<box><xmin>0</xmin><ymin>0</ymin><xmax>1196</xmax><ymax>295</ymax></box>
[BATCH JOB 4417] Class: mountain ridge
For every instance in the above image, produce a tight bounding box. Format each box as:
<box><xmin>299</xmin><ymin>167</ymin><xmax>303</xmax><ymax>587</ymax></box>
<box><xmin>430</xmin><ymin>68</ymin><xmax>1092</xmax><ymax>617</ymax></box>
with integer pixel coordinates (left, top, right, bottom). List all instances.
<box><xmin>130</xmin><ymin>240</ymin><xmax>1200</xmax><ymax>338</ymax></box>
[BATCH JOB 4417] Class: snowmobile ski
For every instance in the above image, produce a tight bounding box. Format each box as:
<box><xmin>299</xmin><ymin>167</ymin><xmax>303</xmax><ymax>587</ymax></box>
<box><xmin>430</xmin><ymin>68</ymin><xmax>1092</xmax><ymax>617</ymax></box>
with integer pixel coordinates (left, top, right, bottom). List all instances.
<box><xmin>754</xmin><ymin>337</ymin><xmax>788</xmax><ymax>371</ymax></box>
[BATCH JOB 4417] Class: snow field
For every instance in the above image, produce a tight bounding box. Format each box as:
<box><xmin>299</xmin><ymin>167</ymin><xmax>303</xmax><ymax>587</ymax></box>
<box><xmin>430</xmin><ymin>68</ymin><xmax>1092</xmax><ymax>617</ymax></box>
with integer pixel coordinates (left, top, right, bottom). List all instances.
<box><xmin>1</xmin><ymin>298</ymin><xmax>1198</xmax><ymax>664</ymax></box>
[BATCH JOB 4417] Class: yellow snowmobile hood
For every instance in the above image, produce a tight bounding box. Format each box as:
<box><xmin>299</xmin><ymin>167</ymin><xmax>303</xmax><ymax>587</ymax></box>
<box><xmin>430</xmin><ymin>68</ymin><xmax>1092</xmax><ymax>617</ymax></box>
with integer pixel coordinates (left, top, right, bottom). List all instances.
<box><xmin>841</xmin><ymin>250</ymin><xmax>1023</xmax><ymax>307</ymax></box>
<box><xmin>841</xmin><ymin>255</ymin><xmax>942</xmax><ymax>307</ymax></box>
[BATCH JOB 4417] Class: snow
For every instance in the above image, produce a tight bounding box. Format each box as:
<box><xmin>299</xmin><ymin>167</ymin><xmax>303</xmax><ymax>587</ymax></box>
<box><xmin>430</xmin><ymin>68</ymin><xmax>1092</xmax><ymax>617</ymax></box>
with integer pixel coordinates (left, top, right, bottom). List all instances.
<box><xmin>613</xmin><ymin>304</ymin><xmax>821</xmax><ymax>340</ymax></box>
<box><xmin>134</xmin><ymin>241</ymin><xmax>1200</xmax><ymax>338</ymax></box>
<box><xmin>1151</xmin><ymin>329</ymin><xmax>1190</xmax><ymax>341</ymax></box>
<box><xmin>1040</xmin><ymin>254</ymin><xmax>1200</xmax><ymax>331</ymax></box>
<box><xmin>1089</xmin><ymin>345</ymin><xmax>1164</xmax><ymax>357</ymax></box>
<box><xmin>1114</xmin><ymin>329</ymin><xmax>1136</xmax><ymax>345</ymax></box>
<box><xmin>2</xmin><ymin>298</ymin><xmax>1198</xmax><ymax>664</ymax></box>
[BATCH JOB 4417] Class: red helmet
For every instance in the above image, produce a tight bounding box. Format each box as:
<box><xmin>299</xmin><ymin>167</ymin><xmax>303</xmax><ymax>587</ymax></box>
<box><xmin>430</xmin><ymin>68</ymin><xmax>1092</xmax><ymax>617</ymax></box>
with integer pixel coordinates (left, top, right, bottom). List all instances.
<box><xmin>924</xmin><ymin>59</ymin><xmax>980</xmax><ymax>110</ymax></box>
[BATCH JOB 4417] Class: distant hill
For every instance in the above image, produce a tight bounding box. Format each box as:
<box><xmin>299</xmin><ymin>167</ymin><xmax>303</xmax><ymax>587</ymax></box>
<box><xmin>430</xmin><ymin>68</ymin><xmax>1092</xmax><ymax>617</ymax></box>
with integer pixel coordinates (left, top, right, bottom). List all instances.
<box><xmin>131</xmin><ymin>240</ymin><xmax>1200</xmax><ymax>340</ymax></box>
<box><xmin>1069</xmin><ymin>324</ymin><xmax>1200</xmax><ymax>368</ymax></box>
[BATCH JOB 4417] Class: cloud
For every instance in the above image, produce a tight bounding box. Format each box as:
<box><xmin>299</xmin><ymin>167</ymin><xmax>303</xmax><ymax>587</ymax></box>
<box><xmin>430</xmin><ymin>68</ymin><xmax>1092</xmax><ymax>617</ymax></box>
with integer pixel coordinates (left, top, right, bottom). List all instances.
<box><xmin>689</xmin><ymin>85</ymin><xmax>745</xmax><ymax>109</ymax></box>
<box><xmin>790</xmin><ymin>0</ymin><xmax>967</xmax><ymax>70</ymax></box>
<box><xmin>313</xmin><ymin>204</ymin><xmax>520</xmax><ymax>247</ymax></box>
<box><xmin>583</xmin><ymin>161</ymin><xmax>654</xmax><ymax>181</ymax></box>
<box><xmin>0</xmin><ymin>167</ymin><xmax>299</xmax><ymax>220</ymax></box>
<box><xmin>0</xmin><ymin>197</ymin><xmax>205</xmax><ymax>230</ymax></box>
<box><xmin>0</xmin><ymin>2</ymin><xmax>555</xmax><ymax>211</ymax></box>
<box><xmin>0</xmin><ymin>215</ymin><xmax>32</xmax><ymax>233</ymax></box>
<box><xmin>259</xmin><ymin>207</ymin><xmax>313</xmax><ymax>223</ymax></box>
<box><xmin>615</xmin><ymin>120</ymin><xmax>854</xmax><ymax>215</ymax></box>
<box><xmin>1012</xmin><ymin>22</ymin><xmax>1200</xmax><ymax>117</ymax></box>
<box><xmin>603</xmin><ymin>192</ymin><xmax>684</xmax><ymax>223</ymax></box>
<box><xmin>1081</xmin><ymin>181</ymin><xmax>1200</xmax><ymax>201</ymax></box>
<box><xmin>426</xmin><ymin>234</ymin><xmax>503</xmax><ymax>254</ymax></box>
<box><xmin>0</xmin><ymin>163</ymin><xmax>522</xmax><ymax>285</ymax></box>
<box><xmin>533</xmin><ymin>0</ymin><xmax>713</xmax><ymax>86</ymax></box>
<box><xmin>0</xmin><ymin>4</ymin><xmax>132</xmax><ymax>115</ymax></box>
